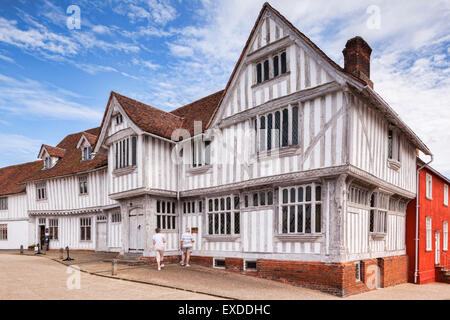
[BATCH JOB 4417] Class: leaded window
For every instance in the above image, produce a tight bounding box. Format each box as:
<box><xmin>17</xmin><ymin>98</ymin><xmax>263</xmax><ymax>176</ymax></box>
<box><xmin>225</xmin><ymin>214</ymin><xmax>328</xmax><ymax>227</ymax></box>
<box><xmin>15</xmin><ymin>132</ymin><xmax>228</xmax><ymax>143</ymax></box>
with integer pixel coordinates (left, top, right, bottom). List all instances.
<box><xmin>36</xmin><ymin>182</ymin><xmax>47</xmax><ymax>201</ymax></box>
<box><xmin>279</xmin><ymin>184</ymin><xmax>322</xmax><ymax>234</ymax></box>
<box><xmin>156</xmin><ymin>200</ymin><xmax>176</xmax><ymax>231</ymax></box>
<box><xmin>257</xmin><ymin>105</ymin><xmax>299</xmax><ymax>153</ymax></box>
<box><xmin>114</xmin><ymin>136</ymin><xmax>137</xmax><ymax>169</ymax></box>
<box><xmin>49</xmin><ymin>219</ymin><xmax>58</xmax><ymax>240</ymax></box>
<box><xmin>79</xmin><ymin>176</ymin><xmax>88</xmax><ymax>195</ymax></box>
<box><xmin>0</xmin><ymin>197</ymin><xmax>7</xmax><ymax>210</ymax></box>
<box><xmin>80</xmin><ymin>218</ymin><xmax>91</xmax><ymax>241</ymax></box>
<box><xmin>369</xmin><ymin>193</ymin><xmax>388</xmax><ymax>234</ymax></box>
<box><xmin>207</xmin><ymin>196</ymin><xmax>240</xmax><ymax>236</ymax></box>
<box><xmin>0</xmin><ymin>224</ymin><xmax>7</xmax><ymax>240</ymax></box>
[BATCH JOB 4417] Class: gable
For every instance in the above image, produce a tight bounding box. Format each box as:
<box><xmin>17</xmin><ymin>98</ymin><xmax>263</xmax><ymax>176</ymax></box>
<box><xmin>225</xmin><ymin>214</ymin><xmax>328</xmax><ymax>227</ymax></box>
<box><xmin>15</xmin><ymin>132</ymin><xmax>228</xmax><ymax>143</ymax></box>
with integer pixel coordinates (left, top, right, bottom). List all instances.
<box><xmin>209</xmin><ymin>3</ymin><xmax>356</xmax><ymax>128</ymax></box>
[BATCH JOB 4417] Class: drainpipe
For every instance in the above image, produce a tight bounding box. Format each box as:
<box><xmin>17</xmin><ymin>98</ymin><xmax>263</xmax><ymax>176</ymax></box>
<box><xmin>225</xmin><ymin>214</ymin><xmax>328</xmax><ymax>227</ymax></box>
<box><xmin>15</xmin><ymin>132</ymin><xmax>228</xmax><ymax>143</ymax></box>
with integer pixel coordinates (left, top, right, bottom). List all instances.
<box><xmin>414</xmin><ymin>154</ymin><xmax>433</xmax><ymax>284</ymax></box>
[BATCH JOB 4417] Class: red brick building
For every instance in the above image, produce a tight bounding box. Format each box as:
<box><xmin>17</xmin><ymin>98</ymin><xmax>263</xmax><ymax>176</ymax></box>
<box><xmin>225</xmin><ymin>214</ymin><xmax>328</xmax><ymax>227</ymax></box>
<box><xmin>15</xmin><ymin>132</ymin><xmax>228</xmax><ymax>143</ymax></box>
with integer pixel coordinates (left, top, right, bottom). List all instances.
<box><xmin>406</xmin><ymin>160</ymin><xmax>450</xmax><ymax>284</ymax></box>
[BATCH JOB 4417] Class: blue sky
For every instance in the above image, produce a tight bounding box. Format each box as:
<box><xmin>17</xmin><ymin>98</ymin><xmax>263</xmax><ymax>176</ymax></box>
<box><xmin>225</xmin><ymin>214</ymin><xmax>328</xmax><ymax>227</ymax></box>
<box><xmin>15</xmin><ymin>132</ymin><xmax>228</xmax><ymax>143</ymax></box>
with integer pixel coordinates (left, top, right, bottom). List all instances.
<box><xmin>0</xmin><ymin>0</ymin><xmax>449</xmax><ymax>177</ymax></box>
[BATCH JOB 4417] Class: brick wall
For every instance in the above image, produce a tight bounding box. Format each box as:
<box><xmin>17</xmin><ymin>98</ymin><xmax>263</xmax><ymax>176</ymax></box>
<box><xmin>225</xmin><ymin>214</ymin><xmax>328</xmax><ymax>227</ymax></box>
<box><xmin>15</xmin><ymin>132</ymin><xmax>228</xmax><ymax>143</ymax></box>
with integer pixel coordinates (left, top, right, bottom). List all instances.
<box><xmin>190</xmin><ymin>254</ymin><xmax>409</xmax><ymax>297</ymax></box>
<box><xmin>379</xmin><ymin>255</ymin><xmax>408</xmax><ymax>287</ymax></box>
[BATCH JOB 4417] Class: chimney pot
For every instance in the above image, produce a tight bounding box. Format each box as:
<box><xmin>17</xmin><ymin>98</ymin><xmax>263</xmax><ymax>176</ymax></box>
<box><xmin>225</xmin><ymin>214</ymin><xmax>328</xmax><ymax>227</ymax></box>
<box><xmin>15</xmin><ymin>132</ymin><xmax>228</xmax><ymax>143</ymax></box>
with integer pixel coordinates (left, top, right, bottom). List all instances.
<box><xmin>343</xmin><ymin>36</ymin><xmax>373</xmax><ymax>88</ymax></box>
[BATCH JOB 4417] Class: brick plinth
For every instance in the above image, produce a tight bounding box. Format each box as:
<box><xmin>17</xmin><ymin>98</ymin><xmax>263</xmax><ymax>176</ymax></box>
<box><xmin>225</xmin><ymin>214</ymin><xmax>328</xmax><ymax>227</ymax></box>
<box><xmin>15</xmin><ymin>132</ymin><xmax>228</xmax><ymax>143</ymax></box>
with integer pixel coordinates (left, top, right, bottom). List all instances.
<box><xmin>190</xmin><ymin>254</ymin><xmax>409</xmax><ymax>297</ymax></box>
<box><xmin>141</xmin><ymin>255</ymin><xmax>180</xmax><ymax>264</ymax></box>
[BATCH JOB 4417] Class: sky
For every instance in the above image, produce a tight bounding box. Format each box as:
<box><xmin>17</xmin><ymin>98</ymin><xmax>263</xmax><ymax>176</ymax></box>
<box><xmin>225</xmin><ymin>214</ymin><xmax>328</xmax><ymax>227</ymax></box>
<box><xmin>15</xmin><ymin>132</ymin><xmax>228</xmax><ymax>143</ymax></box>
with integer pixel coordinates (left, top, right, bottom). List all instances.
<box><xmin>0</xmin><ymin>0</ymin><xmax>449</xmax><ymax>177</ymax></box>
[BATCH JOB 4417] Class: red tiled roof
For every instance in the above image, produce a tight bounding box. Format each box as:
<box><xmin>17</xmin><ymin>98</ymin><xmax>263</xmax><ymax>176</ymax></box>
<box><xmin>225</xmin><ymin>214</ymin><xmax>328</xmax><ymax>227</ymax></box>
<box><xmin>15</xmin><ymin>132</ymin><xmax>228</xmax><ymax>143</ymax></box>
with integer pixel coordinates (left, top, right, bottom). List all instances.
<box><xmin>111</xmin><ymin>92</ymin><xmax>184</xmax><ymax>140</ymax></box>
<box><xmin>41</xmin><ymin>145</ymin><xmax>66</xmax><ymax>158</ymax></box>
<box><xmin>0</xmin><ymin>161</ymin><xmax>43</xmax><ymax>196</ymax></box>
<box><xmin>22</xmin><ymin>127</ymin><xmax>107</xmax><ymax>183</ymax></box>
<box><xmin>171</xmin><ymin>90</ymin><xmax>224</xmax><ymax>136</ymax></box>
<box><xmin>81</xmin><ymin>131</ymin><xmax>97</xmax><ymax>146</ymax></box>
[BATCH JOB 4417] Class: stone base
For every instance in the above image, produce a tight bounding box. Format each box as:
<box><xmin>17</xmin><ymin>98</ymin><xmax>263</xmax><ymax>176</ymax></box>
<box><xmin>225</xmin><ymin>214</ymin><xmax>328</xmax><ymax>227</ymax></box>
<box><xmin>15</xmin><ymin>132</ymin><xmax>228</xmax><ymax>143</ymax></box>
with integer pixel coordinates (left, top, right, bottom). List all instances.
<box><xmin>190</xmin><ymin>254</ymin><xmax>408</xmax><ymax>297</ymax></box>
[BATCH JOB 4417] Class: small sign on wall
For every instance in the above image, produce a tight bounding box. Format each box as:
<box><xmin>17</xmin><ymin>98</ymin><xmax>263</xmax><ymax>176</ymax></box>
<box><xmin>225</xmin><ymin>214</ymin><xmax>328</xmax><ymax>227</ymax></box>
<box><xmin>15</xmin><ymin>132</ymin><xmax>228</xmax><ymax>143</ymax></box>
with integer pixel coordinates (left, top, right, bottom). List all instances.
<box><xmin>191</xmin><ymin>227</ymin><xmax>198</xmax><ymax>234</ymax></box>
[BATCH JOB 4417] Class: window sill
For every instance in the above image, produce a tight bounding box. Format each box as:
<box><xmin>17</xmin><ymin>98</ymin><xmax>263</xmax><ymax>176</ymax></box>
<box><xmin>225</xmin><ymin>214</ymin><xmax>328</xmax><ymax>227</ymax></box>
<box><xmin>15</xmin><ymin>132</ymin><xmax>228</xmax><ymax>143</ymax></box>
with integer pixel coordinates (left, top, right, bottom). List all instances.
<box><xmin>187</xmin><ymin>165</ymin><xmax>212</xmax><ymax>175</ymax></box>
<box><xmin>204</xmin><ymin>235</ymin><xmax>240</xmax><ymax>242</ymax></box>
<box><xmin>370</xmin><ymin>232</ymin><xmax>386</xmax><ymax>240</ymax></box>
<box><xmin>113</xmin><ymin>166</ymin><xmax>137</xmax><ymax>177</ymax></box>
<box><xmin>257</xmin><ymin>145</ymin><xmax>300</xmax><ymax>160</ymax></box>
<box><xmin>251</xmin><ymin>71</ymin><xmax>291</xmax><ymax>89</ymax></box>
<box><xmin>275</xmin><ymin>234</ymin><xmax>323</xmax><ymax>242</ymax></box>
<box><xmin>387</xmin><ymin>159</ymin><xmax>401</xmax><ymax>171</ymax></box>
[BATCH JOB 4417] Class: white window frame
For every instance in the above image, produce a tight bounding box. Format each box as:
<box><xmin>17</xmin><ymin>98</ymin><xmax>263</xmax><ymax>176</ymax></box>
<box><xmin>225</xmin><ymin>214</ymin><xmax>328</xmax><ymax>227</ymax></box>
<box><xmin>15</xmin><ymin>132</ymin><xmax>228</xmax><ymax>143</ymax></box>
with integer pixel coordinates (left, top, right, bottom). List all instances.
<box><xmin>82</xmin><ymin>146</ymin><xmax>92</xmax><ymax>161</ymax></box>
<box><xmin>183</xmin><ymin>200</ymin><xmax>203</xmax><ymax>215</ymax></box>
<box><xmin>256</xmin><ymin>105</ymin><xmax>299</xmax><ymax>154</ymax></box>
<box><xmin>116</xmin><ymin>114</ymin><xmax>123</xmax><ymax>125</ymax></box>
<box><xmin>426</xmin><ymin>216</ymin><xmax>432</xmax><ymax>251</ymax></box>
<box><xmin>0</xmin><ymin>224</ymin><xmax>7</xmax><ymax>240</ymax></box>
<box><xmin>0</xmin><ymin>197</ymin><xmax>7</xmax><ymax>211</ymax></box>
<box><xmin>279</xmin><ymin>184</ymin><xmax>322</xmax><ymax>235</ymax></box>
<box><xmin>443</xmin><ymin>221</ymin><xmax>448</xmax><ymax>252</ymax></box>
<box><xmin>79</xmin><ymin>176</ymin><xmax>88</xmax><ymax>195</ymax></box>
<box><xmin>36</xmin><ymin>182</ymin><xmax>47</xmax><ymax>201</ymax></box>
<box><xmin>114</xmin><ymin>136</ymin><xmax>137</xmax><ymax>170</ymax></box>
<box><xmin>191</xmin><ymin>137</ymin><xmax>211</xmax><ymax>168</ymax></box>
<box><xmin>387</xmin><ymin>127</ymin><xmax>401</xmax><ymax>162</ymax></box>
<box><xmin>111</xmin><ymin>212</ymin><xmax>121</xmax><ymax>223</ymax></box>
<box><xmin>80</xmin><ymin>218</ymin><xmax>92</xmax><ymax>241</ymax></box>
<box><xmin>426</xmin><ymin>174</ymin><xmax>433</xmax><ymax>200</ymax></box>
<box><xmin>243</xmin><ymin>190</ymin><xmax>274</xmax><ymax>208</ymax></box>
<box><xmin>156</xmin><ymin>200</ymin><xmax>177</xmax><ymax>231</ymax></box>
<box><xmin>44</xmin><ymin>157</ymin><xmax>52</xmax><ymax>169</ymax></box>
<box><xmin>444</xmin><ymin>184</ymin><xmax>448</xmax><ymax>206</ymax></box>
<box><xmin>369</xmin><ymin>193</ymin><xmax>389</xmax><ymax>235</ymax></box>
<box><xmin>49</xmin><ymin>219</ymin><xmax>58</xmax><ymax>240</ymax></box>
<box><xmin>206</xmin><ymin>195</ymin><xmax>240</xmax><ymax>236</ymax></box>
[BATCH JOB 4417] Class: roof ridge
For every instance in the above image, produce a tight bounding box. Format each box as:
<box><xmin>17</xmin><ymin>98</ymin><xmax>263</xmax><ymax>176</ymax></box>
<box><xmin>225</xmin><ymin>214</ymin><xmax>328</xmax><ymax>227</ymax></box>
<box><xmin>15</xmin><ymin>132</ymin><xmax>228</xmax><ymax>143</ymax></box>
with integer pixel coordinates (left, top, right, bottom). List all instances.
<box><xmin>0</xmin><ymin>160</ymin><xmax>43</xmax><ymax>171</ymax></box>
<box><xmin>170</xmin><ymin>90</ymin><xmax>225</xmax><ymax>114</ymax></box>
<box><xmin>112</xmin><ymin>91</ymin><xmax>184</xmax><ymax>121</ymax></box>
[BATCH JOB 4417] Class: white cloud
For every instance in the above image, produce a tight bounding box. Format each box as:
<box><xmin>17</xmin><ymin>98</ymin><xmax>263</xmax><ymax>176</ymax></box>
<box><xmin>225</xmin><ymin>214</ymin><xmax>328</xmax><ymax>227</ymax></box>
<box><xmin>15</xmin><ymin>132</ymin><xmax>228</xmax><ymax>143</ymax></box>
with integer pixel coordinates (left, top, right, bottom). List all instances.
<box><xmin>132</xmin><ymin>58</ymin><xmax>159</xmax><ymax>70</ymax></box>
<box><xmin>114</xmin><ymin>0</ymin><xmax>178</xmax><ymax>26</ymax></box>
<box><xmin>0</xmin><ymin>54</ymin><xmax>14</xmax><ymax>63</ymax></box>
<box><xmin>168</xmin><ymin>43</ymin><xmax>194</xmax><ymax>57</ymax></box>
<box><xmin>0</xmin><ymin>133</ymin><xmax>43</xmax><ymax>166</ymax></box>
<box><xmin>92</xmin><ymin>25</ymin><xmax>111</xmax><ymax>34</ymax></box>
<box><xmin>0</xmin><ymin>73</ymin><xmax>103</xmax><ymax>121</ymax></box>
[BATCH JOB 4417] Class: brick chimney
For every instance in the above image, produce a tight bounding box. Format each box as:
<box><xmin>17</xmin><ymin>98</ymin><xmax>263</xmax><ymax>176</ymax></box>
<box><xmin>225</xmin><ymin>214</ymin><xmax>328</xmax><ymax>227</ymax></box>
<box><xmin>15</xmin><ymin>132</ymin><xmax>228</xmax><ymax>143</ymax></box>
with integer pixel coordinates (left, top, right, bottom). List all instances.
<box><xmin>343</xmin><ymin>36</ymin><xmax>373</xmax><ymax>88</ymax></box>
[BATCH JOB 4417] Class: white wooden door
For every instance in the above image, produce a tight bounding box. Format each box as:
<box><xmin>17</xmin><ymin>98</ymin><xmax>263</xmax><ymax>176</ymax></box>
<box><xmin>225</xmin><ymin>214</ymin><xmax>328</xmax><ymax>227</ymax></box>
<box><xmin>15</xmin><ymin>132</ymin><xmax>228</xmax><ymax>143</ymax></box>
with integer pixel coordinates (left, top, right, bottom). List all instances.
<box><xmin>435</xmin><ymin>231</ymin><xmax>440</xmax><ymax>265</ymax></box>
<box><xmin>96</xmin><ymin>222</ymin><xmax>107</xmax><ymax>252</ymax></box>
<box><xmin>129</xmin><ymin>209</ymin><xmax>144</xmax><ymax>251</ymax></box>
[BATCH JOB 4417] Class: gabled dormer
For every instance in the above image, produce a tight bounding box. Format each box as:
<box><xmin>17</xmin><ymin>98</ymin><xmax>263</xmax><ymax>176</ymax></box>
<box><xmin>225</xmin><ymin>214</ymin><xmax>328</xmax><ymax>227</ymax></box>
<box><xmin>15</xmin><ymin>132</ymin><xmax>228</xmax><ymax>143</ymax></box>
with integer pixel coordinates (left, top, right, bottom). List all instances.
<box><xmin>38</xmin><ymin>145</ymin><xmax>65</xmax><ymax>170</ymax></box>
<box><xmin>77</xmin><ymin>132</ymin><xmax>96</xmax><ymax>161</ymax></box>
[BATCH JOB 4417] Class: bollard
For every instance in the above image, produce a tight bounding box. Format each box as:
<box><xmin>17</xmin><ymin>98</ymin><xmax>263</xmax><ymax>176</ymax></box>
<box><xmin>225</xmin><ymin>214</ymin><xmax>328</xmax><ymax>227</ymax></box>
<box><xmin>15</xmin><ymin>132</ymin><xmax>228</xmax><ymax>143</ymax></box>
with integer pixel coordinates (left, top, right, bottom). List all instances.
<box><xmin>20</xmin><ymin>245</ymin><xmax>23</xmax><ymax>254</ymax></box>
<box><xmin>63</xmin><ymin>246</ymin><xmax>74</xmax><ymax>261</ymax></box>
<box><xmin>36</xmin><ymin>243</ymin><xmax>42</xmax><ymax>255</ymax></box>
<box><xmin>112</xmin><ymin>259</ymin><xmax>118</xmax><ymax>276</ymax></box>
<box><xmin>59</xmin><ymin>248</ymin><xmax>64</xmax><ymax>260</ymax></box>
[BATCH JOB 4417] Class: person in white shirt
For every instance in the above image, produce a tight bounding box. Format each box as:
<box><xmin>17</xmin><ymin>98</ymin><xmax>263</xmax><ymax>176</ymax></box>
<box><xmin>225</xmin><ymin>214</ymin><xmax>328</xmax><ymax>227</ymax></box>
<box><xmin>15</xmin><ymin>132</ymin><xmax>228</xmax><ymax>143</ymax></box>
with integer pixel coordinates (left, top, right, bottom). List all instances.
<box><xmin>152</xmin><ymin>228</ymin><xmax>166</xmax><ymax>271</ymax></box>
<box><xmin>180</xmin><ymin>227</ymin><xmax>195</xmax><ymax>267</ymax></box>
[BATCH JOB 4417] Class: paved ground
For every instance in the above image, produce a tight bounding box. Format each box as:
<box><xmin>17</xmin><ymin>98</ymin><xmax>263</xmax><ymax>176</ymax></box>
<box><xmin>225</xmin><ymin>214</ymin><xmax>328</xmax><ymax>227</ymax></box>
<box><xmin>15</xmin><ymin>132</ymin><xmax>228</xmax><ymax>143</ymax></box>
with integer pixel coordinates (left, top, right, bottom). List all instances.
<box><xmin>1</xmin><ymin>251</ymin><xmax>449</xmax><ymax>300</ymax></box>
<box><xmin>0</xmin><ymin>254</ymin><xmax>217</xmax><ymax>300</ymax></box>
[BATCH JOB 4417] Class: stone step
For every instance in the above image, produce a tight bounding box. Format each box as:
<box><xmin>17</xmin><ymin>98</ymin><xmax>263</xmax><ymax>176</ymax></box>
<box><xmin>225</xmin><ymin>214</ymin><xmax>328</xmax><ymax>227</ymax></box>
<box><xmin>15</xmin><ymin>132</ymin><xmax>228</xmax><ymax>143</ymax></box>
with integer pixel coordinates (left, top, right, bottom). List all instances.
<box><xmin>121</xmin><ymin>252</ymin><xmax>143</xmax><ymax>261</ymax></box>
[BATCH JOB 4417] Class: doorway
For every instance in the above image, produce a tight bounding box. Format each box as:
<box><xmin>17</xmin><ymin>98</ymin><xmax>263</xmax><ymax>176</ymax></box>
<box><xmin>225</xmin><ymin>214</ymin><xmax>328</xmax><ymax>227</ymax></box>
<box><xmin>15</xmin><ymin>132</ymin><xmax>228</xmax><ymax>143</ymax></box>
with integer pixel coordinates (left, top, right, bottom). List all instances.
<box><xmin>96</xmin><ymin>221</ymin><xmax>107</xmax><ymax>252</ymax></box>
<box><xmin>39</xmin><ymin>225</ymin><xmax>45</xmax><ymax>249</ymax></box>
<box><xmin>435</xmin><ymin>231</ymin><xmax>440</xmax><ymax>265</ymax></box>
<box><xmin>129</xmin><ymin>208</ymin><xmax>144</xmax><ymax>252</ymax></box>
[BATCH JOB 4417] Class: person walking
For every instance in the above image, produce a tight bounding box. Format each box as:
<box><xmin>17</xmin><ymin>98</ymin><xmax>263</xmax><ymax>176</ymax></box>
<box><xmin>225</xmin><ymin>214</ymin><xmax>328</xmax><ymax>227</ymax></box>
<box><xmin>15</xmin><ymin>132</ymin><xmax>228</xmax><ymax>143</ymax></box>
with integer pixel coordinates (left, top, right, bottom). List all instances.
<box><xmin>152</xmin><ymin>228</ymin><xmax>166</xmax><ymax>271</ymax></box>
<box><xmin>180</xmin><ymin>227</ymin><xmax>194</xmax><ymax>267</ymax></box>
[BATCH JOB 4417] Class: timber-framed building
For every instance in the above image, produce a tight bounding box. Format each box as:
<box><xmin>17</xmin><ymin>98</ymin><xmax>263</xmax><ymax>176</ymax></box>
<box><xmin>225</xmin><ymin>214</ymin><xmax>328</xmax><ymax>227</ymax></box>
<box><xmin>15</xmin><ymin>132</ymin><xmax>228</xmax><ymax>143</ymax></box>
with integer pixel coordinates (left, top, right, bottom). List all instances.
<box><xmin>0</xmin><ymin>3</ymin><xmax>433</xmax><ymax>296</ymax></box>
